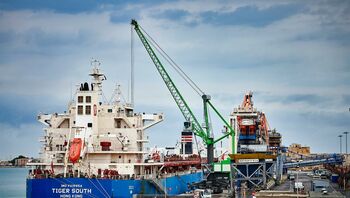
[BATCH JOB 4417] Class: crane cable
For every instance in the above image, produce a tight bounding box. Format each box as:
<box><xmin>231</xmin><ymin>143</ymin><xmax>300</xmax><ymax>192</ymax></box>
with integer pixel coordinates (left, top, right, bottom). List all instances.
<box><xmin>139</xmin><ymin>25</ymin><xmax>205</xmax><ymax>97</ymax></box>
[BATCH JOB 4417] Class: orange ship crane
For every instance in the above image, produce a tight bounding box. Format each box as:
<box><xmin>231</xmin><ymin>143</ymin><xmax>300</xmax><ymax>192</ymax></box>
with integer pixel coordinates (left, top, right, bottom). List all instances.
<box><xmin>242</xmin><ymin>91</ymin><xmax>253</xmax><ymax>109</ymax></box>
<box><xmin>260</xmin><ymin>113</ymin><xmax>269</xmax><ymax>145</ymax></box>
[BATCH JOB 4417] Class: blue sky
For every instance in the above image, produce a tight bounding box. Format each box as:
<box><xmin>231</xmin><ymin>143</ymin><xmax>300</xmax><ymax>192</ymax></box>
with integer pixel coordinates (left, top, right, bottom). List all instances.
<box><xmin>0</xmin><ymin>0</ymin><xmax>349</xmax><ymax>159</ymax></box>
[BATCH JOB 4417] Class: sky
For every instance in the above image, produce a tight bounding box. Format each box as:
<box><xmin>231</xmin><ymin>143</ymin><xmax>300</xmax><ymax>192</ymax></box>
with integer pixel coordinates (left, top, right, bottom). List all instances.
<box><xmin>0</xmin><ymin>0</ymin><xmax>349</xmax><ymax>160</ymax></box>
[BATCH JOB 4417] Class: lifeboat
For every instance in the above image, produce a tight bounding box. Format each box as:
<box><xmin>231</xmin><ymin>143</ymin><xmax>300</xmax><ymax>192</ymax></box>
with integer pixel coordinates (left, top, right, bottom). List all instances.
<box><xmin>69</xmin><ymin>138</ymin><xmax>82</xmax><ymax>163</ymax></box>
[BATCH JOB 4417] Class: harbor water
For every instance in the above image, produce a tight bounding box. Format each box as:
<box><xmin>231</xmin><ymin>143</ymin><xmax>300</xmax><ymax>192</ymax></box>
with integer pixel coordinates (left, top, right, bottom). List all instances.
<box><xmin>0</xmin><ymin>168</ymin><xmax>28</xmax><ymax>198</ymax></box>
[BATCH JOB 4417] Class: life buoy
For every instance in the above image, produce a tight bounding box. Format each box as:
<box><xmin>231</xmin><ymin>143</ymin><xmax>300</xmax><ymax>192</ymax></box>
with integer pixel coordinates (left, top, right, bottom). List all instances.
<box><xmin>69</xmin><ymin>138</ymin><xmax>82</xmax><ymax>163</ymax></box>
<box><xmin>93</xmin><ymin>104</ymin><xmax>97</xmax><ymax>116</ymax></box>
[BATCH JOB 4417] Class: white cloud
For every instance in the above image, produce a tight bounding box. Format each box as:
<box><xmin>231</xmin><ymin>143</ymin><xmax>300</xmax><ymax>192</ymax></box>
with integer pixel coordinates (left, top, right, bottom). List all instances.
<box><xmin>0</xmin><ymin>1</ymin><xmax>349</xmax><ymax>157</ymax></box>
<box><xmin>0</xmin><ymin>123</ymin><xmax>42</xmax><ymax>160</ymax></box>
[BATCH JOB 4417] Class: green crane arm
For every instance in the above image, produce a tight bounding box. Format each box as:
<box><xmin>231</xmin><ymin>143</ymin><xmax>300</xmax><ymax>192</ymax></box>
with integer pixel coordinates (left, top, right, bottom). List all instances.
<box><xmin>131</xmin><ymin>20</ymin><xmax>210</xmax><ymax>144</ymax></box>
<box><xmin>131</xmin><ymin>20</ymin><xmax>235</xmax><ymax>154</ymax></box>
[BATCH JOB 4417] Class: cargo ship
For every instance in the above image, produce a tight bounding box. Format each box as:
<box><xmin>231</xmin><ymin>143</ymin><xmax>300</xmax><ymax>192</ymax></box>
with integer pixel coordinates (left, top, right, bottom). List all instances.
<box><xmin>26</xmin><ymin>61</ymin><xmax>204</xmax><ymax>197</ymax></box>
<box><xmin>230</xmin><ymin>91</ymin><xmax>270</xmax><ymax>154</ymax></box>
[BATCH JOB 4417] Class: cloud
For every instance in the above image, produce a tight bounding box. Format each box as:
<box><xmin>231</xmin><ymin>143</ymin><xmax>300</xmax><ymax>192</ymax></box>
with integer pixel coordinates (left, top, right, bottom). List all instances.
<box><xmin>0</xmin><ymin>93</ymin><xmax>66</xmax><ymax>126</ymax></box>
<box><xmin>261</xmin><ymin>93</ymin><xmax>330</xmax><ymax>107</ymax></box>
<box><xmin>199</xmin><ymin>3</ymin><xmax>303</xmax><ymax>27</ymax></box>
<box><xmin>282</xmin><ymin>94</ymin><xmax>326</xmax><ymax>105</ymax></box>
<box><xmin>0</xmin><ymin>1</ymin><xmax>349</xmax><ymax>158</ymax></box>
<box><xmin>268</xmin><ymin>110</ymin><xmax>350</xmax><ymax>153</ymax></box>
<box><xmin>342</xmin><ymin>95</ymin><xmax>350</xmax><ymax>106</ymax></box>
<box><xmin>0</xmin><ymin>0</ymin><xmax>174</xmax><ymax>14</ymax></box>
<box><xmin>152</xmin><ymin>9</ymin><xmax>190</xmax><ymax>21</ymax></box>
<box><xmin>0</xmin><ymin>123</ymin><xmax>42</xmax><ymax>160</ymax></box>
<box><xmin>110</xmin><ymin>9</ymin><xmax>141</xmax><ymax>24</ymax></box>
<box><xmin>0</xmin><ymin>0</ymin><xmax>118</xmax><ymax>14</ymax></box>
<box><xmin>300</xmin><ymin>111</ymin><xmax>350</xmax><ymax>128</ymax></box>
<box><xmin>0</xmin><ymin>95</ymin><xmax>38</xmax><ymax>126</ymax></box>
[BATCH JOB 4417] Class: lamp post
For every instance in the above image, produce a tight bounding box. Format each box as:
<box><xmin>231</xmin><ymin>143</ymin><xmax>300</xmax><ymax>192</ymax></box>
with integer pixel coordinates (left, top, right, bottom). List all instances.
<box><xmin>296</xmin><ymin>170</ymin><xmax>299</xmax><ymax>197</ymax></box>
<box><xmin>344</xmin><ymin>132</ymin><xmax>349</xmax><ymax>154</ymax></box>
<box><xmin>339</xmin><ymin>135</ymin><xmax>343</xmax><ymax>154</ymax></box>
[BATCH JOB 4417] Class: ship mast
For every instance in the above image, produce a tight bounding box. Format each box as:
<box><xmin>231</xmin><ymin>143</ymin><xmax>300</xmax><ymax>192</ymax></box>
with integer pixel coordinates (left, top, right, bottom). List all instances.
<box><xmin>89</xmin><ymin>59</ymin><xmax>106</xmax><ymax>95</ymax></box>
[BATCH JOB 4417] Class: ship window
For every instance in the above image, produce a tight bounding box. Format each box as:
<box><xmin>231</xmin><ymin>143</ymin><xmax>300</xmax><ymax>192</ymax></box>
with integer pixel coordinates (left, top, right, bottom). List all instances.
<box><xmin>77</xmin><ymin>106</ymin><xmax>83</xmax><ymax>115</ymax></box>
<box><xmin>78</xmin><ymin>96</ymin><xmax>83</xmax><ymax>103</ymax></box>
<box><xmin>108</xmin><ymin>109</ymin><xmax>112</xmax><ymax>113</ymax></box>
<box><xmin>87</xmin><ymin>123</ymin><xmax>92</xmax><ymax>127</ymax></box>
<box><xmin>85</xmin><ymin>105</ymin><xmax>91</xmax><ymax>115</ymax></box>
<box><xmin>86</xmin><ymin>96</ymin><xmax>91</xmax><ymax>103</ymax></box>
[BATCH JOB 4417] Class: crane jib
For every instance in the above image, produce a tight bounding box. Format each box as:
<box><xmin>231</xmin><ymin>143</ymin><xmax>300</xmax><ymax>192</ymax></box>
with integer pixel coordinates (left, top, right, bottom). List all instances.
<box><xmin>132</xmin><ymin>22</ymin><xmax>207</xmax><ymax>138</ymax></box>
<box><xmin>131</xmin><ymin>20</ymin><xmax>235</xmax><ymax>154</ymax></box>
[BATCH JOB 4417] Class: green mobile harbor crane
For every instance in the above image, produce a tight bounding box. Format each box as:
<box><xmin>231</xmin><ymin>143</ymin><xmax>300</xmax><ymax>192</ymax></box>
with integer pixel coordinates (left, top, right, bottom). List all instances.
<box><xmin>131</xmin><ymin>19</ymin><xmax>235</xmax><ymax>165</ymax></box>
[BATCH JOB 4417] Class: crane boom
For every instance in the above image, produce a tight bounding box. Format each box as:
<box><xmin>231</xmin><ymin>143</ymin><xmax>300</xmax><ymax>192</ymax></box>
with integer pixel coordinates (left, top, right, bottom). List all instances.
<box><xmin>131</xmin><ymin>20</ymin><xmax>208</xmax><ymax>142</ymax></box>
<box><xmin>131</xmin><ymin>20</ymin><xmax>236</xmax><ymax>164</ymax></box>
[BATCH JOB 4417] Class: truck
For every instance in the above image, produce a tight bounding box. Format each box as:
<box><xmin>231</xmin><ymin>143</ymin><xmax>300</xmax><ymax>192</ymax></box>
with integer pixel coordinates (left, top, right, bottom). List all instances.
<box><xmin>194</xmin><ymin>189</ymin><xmax>212</xmax><ymax>198</ymax></box>
<box><xmin>294</xmin><ymin>182</ymin><xmax>305</xmax><ymax>193</ymax></box>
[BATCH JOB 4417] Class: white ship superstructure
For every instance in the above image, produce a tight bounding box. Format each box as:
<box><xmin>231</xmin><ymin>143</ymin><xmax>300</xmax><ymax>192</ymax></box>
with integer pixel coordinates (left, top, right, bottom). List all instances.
<box><xmin>30</xmin><ymin>60</ymin><xmax>164</xmax><ymax>177</ymax></box>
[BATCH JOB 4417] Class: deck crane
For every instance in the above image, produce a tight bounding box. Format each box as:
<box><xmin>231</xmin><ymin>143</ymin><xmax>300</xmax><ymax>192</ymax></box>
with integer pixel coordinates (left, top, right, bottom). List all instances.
<box><xmin>131</xmin><ymin>20</ymin><xmax>235</xmax><ymax>164</ymax></box>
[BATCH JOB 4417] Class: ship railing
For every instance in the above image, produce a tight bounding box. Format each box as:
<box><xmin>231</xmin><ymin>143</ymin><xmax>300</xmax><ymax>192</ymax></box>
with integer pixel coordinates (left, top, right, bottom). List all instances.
<box><xmin>139</xmin><ymin>173</ymin><xmax>171</xmax><ymax>180</ymax></box>
<box><xmin>138</xmin><ymin>170</ymin><xmax>193</xmax><ymax>180</ymax></box>
<box><xmin>89</xmin><ymin>146</ymin><xmax>143</xmax><ymax>153</ymax></box>
<box><xmin>232</xmin><ymin>107</ymin><xmax>258</xmax><ymax>113</ymax></box>
<box><xmin>139</xmin><ymin>174</ymin><xmax>155</xmax><ymax>180</ymax></box>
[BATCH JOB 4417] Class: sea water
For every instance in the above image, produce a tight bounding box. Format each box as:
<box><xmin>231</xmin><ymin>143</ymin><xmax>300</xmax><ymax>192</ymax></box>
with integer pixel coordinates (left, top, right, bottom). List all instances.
<box><xmin>0</xmin><ymin>168</ymin><xmax>28</xmax><ymax>198</ymax></box>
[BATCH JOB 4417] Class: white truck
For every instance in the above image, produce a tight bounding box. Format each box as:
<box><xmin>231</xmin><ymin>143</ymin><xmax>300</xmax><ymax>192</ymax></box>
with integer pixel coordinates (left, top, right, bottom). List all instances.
<box><xmin>294</xmin><ymin>182</ymin><xmax>305</xmax><ymax>193</ymax></box>
<box><xmin>193</xmin><ymin>189</ymin><xmax>212</xmax><ymax>198</ymax></box>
